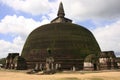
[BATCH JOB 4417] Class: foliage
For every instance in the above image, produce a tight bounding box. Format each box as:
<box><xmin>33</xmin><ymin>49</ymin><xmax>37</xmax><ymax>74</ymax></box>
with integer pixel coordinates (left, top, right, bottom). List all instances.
<box><xmin>0</xmin><ymin>58</ymin><xmax>6</xmax><ymax>65</ymax></box>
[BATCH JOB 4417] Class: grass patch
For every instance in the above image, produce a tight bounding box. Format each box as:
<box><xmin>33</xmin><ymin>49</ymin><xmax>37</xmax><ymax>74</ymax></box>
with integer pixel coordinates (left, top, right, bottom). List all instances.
<box><xmin>57</xmin><ymin>77</ymin><xmax>80</xmax><ymax>80</ymax></box>
<box><xmin>0</xmin><ymin>69</ymin><xmax>27</xmax><ymax>73</ymax></box>
<box><xmin>89</xmin><ymin>78</ymin><xmax>103</xmax><ymax>80</ymax></box>
<box><xmin>57</xmin><ymin>71</ymin><xmax>101</xmax><ymax>75</ymax></box>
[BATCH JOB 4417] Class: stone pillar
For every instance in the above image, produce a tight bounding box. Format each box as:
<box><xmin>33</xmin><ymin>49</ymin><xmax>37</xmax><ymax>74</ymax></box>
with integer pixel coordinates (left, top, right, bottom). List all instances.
<box><xmin>58</xmin><ymin>64</ymin><xmax>61</xmax><ymax>68</ymax></box>
<box><xmin>34</xmin><ymin>63</ymin><xmax>39</xmax><ymax>71</ymax></box>
<box><xmin>5</xmin><ymin>59</ymin><xmax>9</xmax><ymax>69</ymax></box>
<box><xmin>55</xmin><ymin>64</ymin><xmax>58</xmax><ymax>70</ymax></box>
<box><xmin>72</xmin><ymin>66</ymin><xmax>76</xmax><ymax>71</ymax></box>
<box><xmin>39</xmin><ymin>64</ymin><xmax>43</xmax><ymax>71</ymax></box>
<box><xmin>51</xmin><ymin>63</ymin><xmax>54</xmax><ymax>70</ymax></box>
<box><xmin>110</xmin><ymin>57</ymin><xmax>115</xmax><ymax>69</ymax></box>
<box><xmin>46</xmin><ymin>63</ymin><xmax>50</xmax><ymax>71</ymax></box>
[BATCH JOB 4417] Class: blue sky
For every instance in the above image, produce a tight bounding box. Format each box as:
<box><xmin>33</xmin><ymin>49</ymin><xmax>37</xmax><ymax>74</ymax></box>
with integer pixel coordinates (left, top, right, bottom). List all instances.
<box><xmin>0</xmin><ymin>0</ymin><xmax>120</xmax><ymax>58</ymax></box>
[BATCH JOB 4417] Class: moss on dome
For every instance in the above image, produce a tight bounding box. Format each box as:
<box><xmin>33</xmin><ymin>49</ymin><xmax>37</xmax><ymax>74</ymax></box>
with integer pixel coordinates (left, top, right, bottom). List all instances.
<box><xmin>21</xmin><ymin>23</ymin><xmax>101</xmax><ymax>62</ymax></box>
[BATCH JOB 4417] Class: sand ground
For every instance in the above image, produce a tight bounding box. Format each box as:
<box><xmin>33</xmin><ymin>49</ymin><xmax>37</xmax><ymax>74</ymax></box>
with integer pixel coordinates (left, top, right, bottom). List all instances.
<box><xmin>0</xmin><ymin>69</ymin><xmax>120</xmax><ymax>80</ymax></box>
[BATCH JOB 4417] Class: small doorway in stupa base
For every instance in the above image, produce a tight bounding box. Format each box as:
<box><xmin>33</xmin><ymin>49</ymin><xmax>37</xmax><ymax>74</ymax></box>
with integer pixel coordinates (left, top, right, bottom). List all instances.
<box><xmin>93</xmin><ymin>63</ymin><xmax>97</xmax><ymax>70</ymax></box>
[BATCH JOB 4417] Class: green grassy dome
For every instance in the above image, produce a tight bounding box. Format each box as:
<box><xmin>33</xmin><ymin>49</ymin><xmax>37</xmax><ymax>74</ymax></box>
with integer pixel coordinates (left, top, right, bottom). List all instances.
<box><xmin>21</xmin><ymin>23</ymin><xmax>101</xmax><ymax>62</ymax></box>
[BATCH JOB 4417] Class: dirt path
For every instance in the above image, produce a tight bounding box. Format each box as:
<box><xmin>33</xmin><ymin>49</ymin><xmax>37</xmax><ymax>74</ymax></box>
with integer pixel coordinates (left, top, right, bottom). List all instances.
<box><xmin>0</xmin><ymin>70</ymin><xmax>120</xmax><ymax>80</ymax></box>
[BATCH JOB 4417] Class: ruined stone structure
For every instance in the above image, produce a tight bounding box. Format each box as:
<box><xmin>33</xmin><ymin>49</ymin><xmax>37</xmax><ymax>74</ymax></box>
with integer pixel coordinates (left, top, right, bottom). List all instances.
<box><xmin>99</xmin><ymin>51</ymin><xmax>118</xmax><ymax>70</ymax></box>
<box><xmin>84</xmin><ymin>51</ymin><xmax>118</xmax><ymax>71</ymax></box>
<box><xmin>5</xmin><ymin>53</ymin><xmax>27</xmax><ymax>70</ymax></box>
<box><xmin>5</xmin><ymin>53</ymin><xmax>19</xmax><ymax>69</ymax></box>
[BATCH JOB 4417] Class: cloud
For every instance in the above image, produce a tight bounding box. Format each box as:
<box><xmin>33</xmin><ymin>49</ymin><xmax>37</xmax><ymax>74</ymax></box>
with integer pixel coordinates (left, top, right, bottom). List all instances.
<box><xmin>0</xmin><ymin>36</ymin><xmax>24</xmax><ymax>58</ymax></box>
<box><xmin>0</xmin><ymin>0</ymin><xmax>56</xmax><ymax>15</ymax></box>
<box><xmin>61</xmin><ymin>0</ymin><xmax>120</xmax><ymax>20</ymax></box>
<box><xmin>0</xmin><ymin>15</ymin><xmax>50</xmax><ymax>37</ymax></box>
<box><xmin>1</xmin><ymin>0</ymin><xmax>120</xmax><ymax>21</ymax></box>
<box><xmin>0</xmin><ymin>0</ymin><xmax>120</xmax><ymax>58</ymax></box>
<box><xmin>0</xmin><ymin>15</ymin><xmax>50</xmax><ymax>58</ymax></box>
<box><xmin>92</xmin><ymin>20</ymin><xmax>120</xmax><ymax>56</ymax></box>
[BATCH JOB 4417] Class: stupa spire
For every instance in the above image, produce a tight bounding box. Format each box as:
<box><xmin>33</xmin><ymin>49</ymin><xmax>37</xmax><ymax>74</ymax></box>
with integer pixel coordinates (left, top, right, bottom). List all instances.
<box><xmin>57</xmin><ymin>2</ymin><xmax>65</xmax><ymax>17</ymax></box>
<box><xmin>51</xmin><ymin>2</ymin><xmax>72</xmax><ymax>23</ymax></box>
